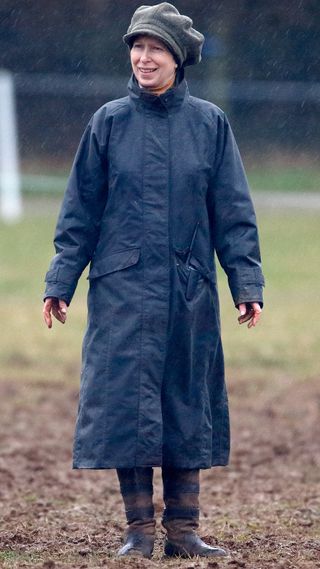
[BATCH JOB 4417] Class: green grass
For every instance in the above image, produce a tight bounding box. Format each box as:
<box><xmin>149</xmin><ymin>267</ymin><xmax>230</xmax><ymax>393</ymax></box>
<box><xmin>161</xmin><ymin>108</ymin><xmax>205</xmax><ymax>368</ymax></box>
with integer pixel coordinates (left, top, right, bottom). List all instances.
<box><xmin>218</xmin><ymin>210</ymin><xmax>319</xmax><ymax>379</ymax></box>
<box><xmin>0</xmin><ymin>552</ymin><xmax>42</xmax><ymax>567</ymax></box>
<box><xmin>0</xmin><ymin>210</ymin><xmax>319</xmax><ymax>383</ymax></box>
<box><xmin>247</xmin><ymin>164</ymin><xmax>320</xmax><ymax>192</ymax></box>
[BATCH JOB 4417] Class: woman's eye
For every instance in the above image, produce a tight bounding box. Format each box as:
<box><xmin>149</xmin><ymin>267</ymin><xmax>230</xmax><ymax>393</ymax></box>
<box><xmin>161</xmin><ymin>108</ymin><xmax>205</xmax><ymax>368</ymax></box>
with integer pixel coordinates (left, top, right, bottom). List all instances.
<box><xmin>132</xmin><ymin>44</ymin><xmax>163</xmax><ymax>52</ymax></box>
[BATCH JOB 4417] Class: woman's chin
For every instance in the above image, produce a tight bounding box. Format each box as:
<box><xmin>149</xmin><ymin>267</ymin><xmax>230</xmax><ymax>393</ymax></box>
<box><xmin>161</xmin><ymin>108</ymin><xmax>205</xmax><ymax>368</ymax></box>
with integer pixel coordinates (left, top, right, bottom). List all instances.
<box><xmin>139</xmin><ymin>76</ymin><xmax>157</xmax><ymax>86</ymax></box>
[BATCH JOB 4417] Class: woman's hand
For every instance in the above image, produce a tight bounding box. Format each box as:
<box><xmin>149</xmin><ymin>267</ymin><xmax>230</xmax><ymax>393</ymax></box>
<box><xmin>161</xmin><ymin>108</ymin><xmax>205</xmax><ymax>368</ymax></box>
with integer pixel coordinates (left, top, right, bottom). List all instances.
<box><xmin>43</xmin><ymin>297</ymin><xmax>68</xmax><ymax>329</ymax></box>
<box><xmin>238</xmin><ymin>302</ymin><xmax>262</xmax><ymax>328</ymax></box>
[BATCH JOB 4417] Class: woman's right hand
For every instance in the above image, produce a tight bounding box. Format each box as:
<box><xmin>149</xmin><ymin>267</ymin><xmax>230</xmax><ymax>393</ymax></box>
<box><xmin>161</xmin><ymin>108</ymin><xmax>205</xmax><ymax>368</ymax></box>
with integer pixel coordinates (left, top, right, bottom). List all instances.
<box><xmin>43</xmin><ymin>297</ymin><xmax>68</xmax><ymax>329</ymax></box>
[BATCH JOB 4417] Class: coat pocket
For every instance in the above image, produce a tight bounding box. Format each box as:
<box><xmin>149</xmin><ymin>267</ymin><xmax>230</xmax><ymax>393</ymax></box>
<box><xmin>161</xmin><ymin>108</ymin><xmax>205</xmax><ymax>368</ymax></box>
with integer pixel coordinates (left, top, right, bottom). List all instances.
<box><xmin>175</xmin><ymin>252</ymin><xmax>204</xmax><ymax>301</ymax></box>
<box><xmin>88</xmin><ymin>247</ymin><xmax>141</xmax><ymax>280</ymax></box>
<box><xmin>175</xmin><ymin>250</ymin><xmax>217</xmax><ymax>301</ymax></box>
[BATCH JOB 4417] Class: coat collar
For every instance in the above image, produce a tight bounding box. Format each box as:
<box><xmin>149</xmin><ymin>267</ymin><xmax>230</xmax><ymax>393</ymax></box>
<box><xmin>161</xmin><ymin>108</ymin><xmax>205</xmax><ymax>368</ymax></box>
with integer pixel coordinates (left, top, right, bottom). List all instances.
<box><xmin>127</xmin><ymin>70</ymin><xmax>189</xmax><ymax>114</ymax></box>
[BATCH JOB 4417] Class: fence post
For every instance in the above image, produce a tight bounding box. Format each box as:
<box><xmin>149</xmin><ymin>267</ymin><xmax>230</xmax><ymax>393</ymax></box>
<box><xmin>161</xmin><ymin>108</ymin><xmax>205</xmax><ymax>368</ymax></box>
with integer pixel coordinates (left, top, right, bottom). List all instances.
<box><xmin>0</xmin><ymin>69</ymin><xmax>22</xmax><ymax>222</ymax></box>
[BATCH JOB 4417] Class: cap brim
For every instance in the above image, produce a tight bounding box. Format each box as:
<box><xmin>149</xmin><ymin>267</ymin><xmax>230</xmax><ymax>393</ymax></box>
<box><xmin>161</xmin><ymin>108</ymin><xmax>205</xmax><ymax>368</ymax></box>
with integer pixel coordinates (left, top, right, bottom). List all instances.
<box><xmin>122</xmin><ymin>28</ymin><xmax>182</xmax><ymax>66</ymax></box>
<box><xmin>123</xmin><ymin>29</ymin><xmax>171</xmax><ymax>50</ymax></box>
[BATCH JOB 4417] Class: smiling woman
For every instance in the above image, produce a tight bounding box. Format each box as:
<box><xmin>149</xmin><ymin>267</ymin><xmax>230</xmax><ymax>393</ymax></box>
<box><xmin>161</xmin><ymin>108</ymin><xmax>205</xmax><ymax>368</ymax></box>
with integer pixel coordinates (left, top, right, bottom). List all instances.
<box><xmin>130</xmin><ymin>36</ymin><xmax>178</xmax><ymax>94</ymax></box>
<box><xmin>43</xmin><ymin>1</ymin><xmax>264</xmax><ymax>561</ymax></box>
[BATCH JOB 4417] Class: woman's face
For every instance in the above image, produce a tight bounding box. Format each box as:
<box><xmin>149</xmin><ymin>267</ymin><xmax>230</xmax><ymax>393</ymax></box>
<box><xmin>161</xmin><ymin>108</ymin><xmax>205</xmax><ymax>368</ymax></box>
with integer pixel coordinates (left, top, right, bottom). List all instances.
<box><xmin>130</xmin><ymin>35</ymin><xmax>178</xmax><ymax>90</ymax></box>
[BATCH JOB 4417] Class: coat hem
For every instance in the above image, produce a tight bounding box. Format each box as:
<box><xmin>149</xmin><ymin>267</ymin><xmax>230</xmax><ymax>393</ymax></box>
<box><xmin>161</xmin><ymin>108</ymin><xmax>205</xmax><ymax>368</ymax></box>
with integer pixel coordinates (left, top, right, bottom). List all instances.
<box><xmin>72</xmin><ymin>456</ymin><xmax>229</xmax><ymax>470</ymax></box>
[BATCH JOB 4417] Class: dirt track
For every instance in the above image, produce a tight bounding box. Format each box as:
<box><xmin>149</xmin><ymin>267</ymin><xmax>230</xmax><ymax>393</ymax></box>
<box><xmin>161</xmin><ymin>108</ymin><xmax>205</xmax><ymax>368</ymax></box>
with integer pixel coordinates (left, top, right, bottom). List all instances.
<box><xmin>0</xmin><ymin>375</ymin><xmax>319</xmax><ymax>569</ymax></box>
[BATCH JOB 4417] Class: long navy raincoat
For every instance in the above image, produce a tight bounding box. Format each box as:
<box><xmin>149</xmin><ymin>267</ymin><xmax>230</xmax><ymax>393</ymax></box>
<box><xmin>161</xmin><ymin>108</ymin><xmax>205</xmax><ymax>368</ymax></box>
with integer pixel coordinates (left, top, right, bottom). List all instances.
<box><xmin>44</xmin><ymin>73</ymin><xmax>264</xmax><ymax>469</ymax></box>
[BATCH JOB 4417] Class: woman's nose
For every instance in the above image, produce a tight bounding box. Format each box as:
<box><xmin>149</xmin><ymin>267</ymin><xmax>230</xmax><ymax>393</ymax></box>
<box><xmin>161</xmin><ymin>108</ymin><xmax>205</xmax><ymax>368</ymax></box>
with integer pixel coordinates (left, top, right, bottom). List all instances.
<box><xmin>140</xmin><ymin>49</ymin><xmax>151</xmax><ymax>62</ymax></box>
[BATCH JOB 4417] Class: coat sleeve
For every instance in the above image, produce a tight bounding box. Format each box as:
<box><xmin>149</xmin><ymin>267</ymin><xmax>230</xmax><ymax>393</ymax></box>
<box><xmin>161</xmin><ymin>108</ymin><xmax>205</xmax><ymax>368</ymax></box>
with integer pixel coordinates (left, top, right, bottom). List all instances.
<box><xmin>44</xmin><ymin>107</ymin><xmax>109</xmax><ymax>305</ymax></box>
<box><xmin>207</xmin><ymin>112</ymin><xmax>265</xmax><ymax>307</ymax></box>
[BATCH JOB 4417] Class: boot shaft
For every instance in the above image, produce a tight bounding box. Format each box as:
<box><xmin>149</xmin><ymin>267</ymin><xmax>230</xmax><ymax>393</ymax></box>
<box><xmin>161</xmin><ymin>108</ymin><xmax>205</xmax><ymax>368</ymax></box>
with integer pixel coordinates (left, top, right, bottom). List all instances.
<box><xmin>162</xmin><ymin>467</ymin><xmax>200</xmax><ymax>538</ymax></box>
<box><xmin>117</xmin><ymin>467</ymin><xmax>156</xmax><ymax>535</ymax></box>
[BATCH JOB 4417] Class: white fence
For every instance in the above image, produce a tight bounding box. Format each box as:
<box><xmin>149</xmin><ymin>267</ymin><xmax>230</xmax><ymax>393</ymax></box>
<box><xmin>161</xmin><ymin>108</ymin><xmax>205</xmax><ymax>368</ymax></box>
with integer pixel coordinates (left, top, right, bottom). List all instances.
<box><xmin>0</xmin><ymin>70</ymin><xmax>22</xmax><ymax>222</ymax></box>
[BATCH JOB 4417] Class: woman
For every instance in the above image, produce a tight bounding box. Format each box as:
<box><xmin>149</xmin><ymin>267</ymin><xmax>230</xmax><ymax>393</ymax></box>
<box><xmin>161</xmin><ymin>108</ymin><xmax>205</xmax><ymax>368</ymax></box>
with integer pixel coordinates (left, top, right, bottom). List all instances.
<box><xmin>43</xmin><ymin>2</ymin><xmax>264</xmax><ymax>559</ymax></box>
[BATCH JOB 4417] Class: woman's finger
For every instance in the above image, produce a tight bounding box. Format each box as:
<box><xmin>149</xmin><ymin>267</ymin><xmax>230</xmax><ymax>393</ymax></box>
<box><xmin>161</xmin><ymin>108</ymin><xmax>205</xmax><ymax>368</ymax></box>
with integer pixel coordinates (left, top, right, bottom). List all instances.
<box><xmin>239</xmin><ymin>313</ymin><xmax>252</xmax><ymax>325</ymax></box>
<box><xmin>238</xmin><ymin>303</ymin><xmax>254</xmax><ymax>325</ymax></box>
<box><xmin>58</xmin><ymin>300</ymin><xmax>68</xmax><ymax>323</ymax></box>
<box><xmin>238</xmin><ymin>302</ymin><xmax>262</xmax><ymax>328</ymax></box>
<box><xmin>247</xmin><ymin>303</ymin><xmax>262</xmax><ymax>328</ymax></box>
<box><xmin>52</xmin><ymin>306</ymin><xmax>65</xmax><ymax>324</ymax></box>
<box><xmin>51</xmin><ymin>299</ymin><xmax>67</xmax><ymax>324</ymax></box>
<box><xmin>43</xmin><ymin>298</ymin><xmax>53</xmax><ymax>329</ymax></box>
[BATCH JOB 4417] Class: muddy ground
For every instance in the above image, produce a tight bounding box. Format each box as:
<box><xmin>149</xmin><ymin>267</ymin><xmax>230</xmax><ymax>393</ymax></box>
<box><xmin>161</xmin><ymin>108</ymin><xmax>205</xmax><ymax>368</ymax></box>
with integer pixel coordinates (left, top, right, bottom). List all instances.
<box><xmin>0</xmin><ymin>374</ymin><xmax>319</xmax><ymax>569</ymax></box>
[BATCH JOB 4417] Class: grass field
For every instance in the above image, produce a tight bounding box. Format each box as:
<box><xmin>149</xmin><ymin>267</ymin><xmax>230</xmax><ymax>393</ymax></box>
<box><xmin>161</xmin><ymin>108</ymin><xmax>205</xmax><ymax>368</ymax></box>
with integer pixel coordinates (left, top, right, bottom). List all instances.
<box><xmin>0</xmin><ymin>205</ymin><xmax>319</xmax><ymax>569</ymax></box>
<box><xmin>21</xmin><ymin>154</ymin><xmax>320</xmax><ymax>194</ymax></box>
<box><xmin>247</xmin><ymin>165</ymin><xmax>320</xmax><ymax>192</ymax></box>
<box><xmin>0</xmin><ymin>207</ymin><xmax>319</xmax><ymax>383</ymax></box>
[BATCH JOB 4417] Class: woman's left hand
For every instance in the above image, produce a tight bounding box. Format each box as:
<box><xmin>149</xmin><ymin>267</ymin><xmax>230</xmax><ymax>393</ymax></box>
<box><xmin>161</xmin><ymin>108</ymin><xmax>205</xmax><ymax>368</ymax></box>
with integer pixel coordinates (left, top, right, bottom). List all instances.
<box><xmin>237</xmin><ymin>302</ymin><xmax>262</xmax><ymax>328</ymax></box>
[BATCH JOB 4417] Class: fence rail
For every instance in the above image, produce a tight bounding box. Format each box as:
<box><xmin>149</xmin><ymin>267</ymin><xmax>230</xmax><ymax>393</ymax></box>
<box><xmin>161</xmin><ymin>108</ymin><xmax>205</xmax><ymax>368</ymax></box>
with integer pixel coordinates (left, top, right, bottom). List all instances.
<box><xmin>14</xmin><ymin>72</ymin><xmax>320</xmax><ymax>103</ymax></box>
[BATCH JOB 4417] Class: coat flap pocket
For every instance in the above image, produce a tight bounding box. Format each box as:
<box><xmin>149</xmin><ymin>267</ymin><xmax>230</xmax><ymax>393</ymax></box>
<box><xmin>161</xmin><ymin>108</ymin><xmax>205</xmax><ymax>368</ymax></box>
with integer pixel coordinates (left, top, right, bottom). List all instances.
<box><xmin>88</xmin><ymin>248</ymin><xmax>141</xmax><ymax>280</ymax></box>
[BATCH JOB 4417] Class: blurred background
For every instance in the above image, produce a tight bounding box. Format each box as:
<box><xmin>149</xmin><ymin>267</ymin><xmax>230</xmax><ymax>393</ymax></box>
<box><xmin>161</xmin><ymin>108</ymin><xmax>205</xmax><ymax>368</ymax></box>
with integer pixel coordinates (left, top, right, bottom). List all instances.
<box><xmin>2</xmin><ymin>0</ymin><xmax>320</xmax><ymax>188</ymax></box>
<box><xmin>0</xmin><ymin>0</ymin><xmax>319</xmax><ymax>382</ymax></box>
<box><xmin>0</xmin><ymin>2</ymin><xmax>319</xmax><ymax>568</ymax></box>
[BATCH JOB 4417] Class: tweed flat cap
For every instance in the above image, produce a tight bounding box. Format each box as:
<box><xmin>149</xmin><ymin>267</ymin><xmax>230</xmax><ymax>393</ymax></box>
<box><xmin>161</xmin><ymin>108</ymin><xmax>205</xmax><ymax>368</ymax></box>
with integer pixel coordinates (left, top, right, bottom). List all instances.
<box><xmin>123</xmin><ymin>2</ymin><xmax>204</xmax><ymax>67</ymax></box>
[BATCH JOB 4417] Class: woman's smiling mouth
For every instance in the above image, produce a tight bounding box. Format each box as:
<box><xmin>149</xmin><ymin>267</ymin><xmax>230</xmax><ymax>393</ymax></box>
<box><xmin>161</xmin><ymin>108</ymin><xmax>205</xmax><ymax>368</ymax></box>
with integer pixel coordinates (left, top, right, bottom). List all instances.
<box><xmin>138</xmin><ymin>67</ymin><xmax>158</xmax><ymax>73</ymax></box>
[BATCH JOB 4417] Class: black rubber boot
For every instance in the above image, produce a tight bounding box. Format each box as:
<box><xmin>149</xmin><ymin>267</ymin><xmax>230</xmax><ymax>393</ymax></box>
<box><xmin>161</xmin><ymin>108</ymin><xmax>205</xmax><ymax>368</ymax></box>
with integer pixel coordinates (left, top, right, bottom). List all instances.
<box><xmin>116</xmin><ymin>467</ymin><xmax>156</xmax><ymax>559</ymax></box>
<box><xmin>118</xmin><ymin>530</ymin><xmax>155</xmax><ymax>559</ymax></box>
<box><xmin>164</xmin><ymin>533</ymin><xmax>228</xmax><ymax>558</ymax></box>
<box><xmin>162</xmin><ymin>467</ymin><xmax>228</xmax><ymax>558</ymax></box>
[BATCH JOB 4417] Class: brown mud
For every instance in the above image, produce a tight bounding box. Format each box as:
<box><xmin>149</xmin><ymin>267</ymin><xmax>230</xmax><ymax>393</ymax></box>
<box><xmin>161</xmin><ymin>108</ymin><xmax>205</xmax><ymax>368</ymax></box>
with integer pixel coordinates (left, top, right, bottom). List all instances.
<box><xmin>0</xmin><ymin>375</ymin><xmax>319</xmax><ymax>569</ymax></box>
